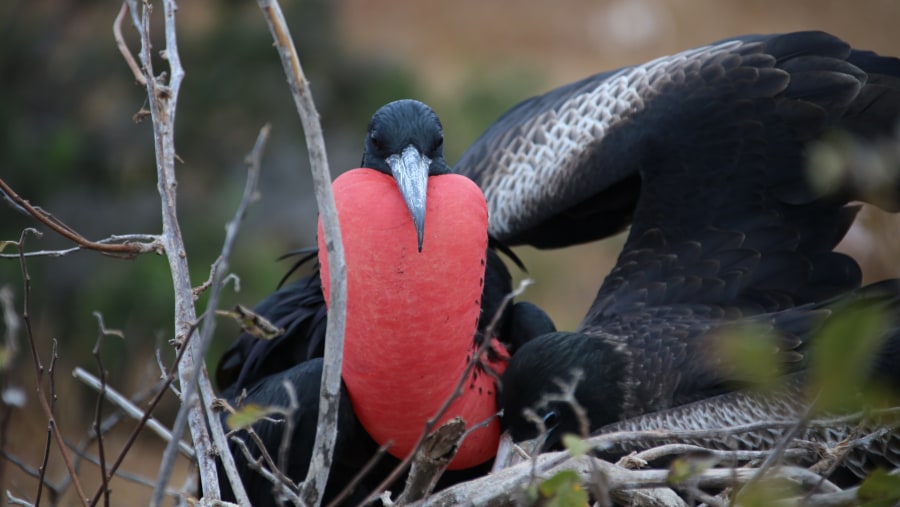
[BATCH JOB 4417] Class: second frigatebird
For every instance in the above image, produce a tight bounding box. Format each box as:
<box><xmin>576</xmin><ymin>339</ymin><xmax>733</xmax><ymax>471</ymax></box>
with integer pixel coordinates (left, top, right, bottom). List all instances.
<box><xmin>455</xmin><ymin>31</ymin><xmax>900</xmax><ymax>480</ymax></box>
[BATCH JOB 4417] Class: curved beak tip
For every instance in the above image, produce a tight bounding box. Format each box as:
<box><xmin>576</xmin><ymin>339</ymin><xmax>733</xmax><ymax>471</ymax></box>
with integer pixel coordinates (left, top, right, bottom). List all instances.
<box><xmin>414</xmin><ymin>217</ymin><xmax>425</xmax><ymax>253</ymax></box>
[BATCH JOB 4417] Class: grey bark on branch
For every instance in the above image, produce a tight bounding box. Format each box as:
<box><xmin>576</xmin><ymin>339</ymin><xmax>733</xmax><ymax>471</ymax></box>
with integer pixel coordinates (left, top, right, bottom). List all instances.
<box><xmin>112</xmin><ymin>0</ymin><xmax>242</xmax><ymax>504</ymax></box>
<box><xmin>256</xmin><ymin>1</ymin><xmax>348</xmax><ymax>506</ymax></box>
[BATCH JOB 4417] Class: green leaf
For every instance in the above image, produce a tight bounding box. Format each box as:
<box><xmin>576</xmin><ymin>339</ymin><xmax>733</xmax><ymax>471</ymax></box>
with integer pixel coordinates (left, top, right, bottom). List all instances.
<box><xmin>714</xmin><ymin>323</ymin><xmax>783</xmax><ymax>392</ymax></box>
<box><xmin>736</xmin><ymin>478</ymin><xmax>801</xmax><ymax>507</ymax></box>
<box><xmin>226</xmin><ymin>403</ymin><xmax>280</xmax><ymax>430</ymax></box>
<box><xmin>537</xmin><ymin>469</ymin><xmax>588</xmax><ymax>507</ymax></box>
<box><xmin>858</xmin><ymin>469</ymin><xmax>900</xmax><ymax>507</ymax></box>
<box><xmin>561</xmin><ymin>433</ymin><xmax>590</xmax><ymax>457</ymax></box>
<box><xmin>667</xmin><ymin>454</ymin><xmax>716</xmax><ymax>485</ymax></box>
<box><xmin>810</xmin><ymin>303</ymin><xmax>889</xmax><ymax>413</ymax></box>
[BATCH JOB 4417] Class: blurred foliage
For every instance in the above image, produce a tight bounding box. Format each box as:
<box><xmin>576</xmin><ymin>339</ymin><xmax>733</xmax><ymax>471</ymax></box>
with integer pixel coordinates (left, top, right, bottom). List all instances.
<box><xmin>666</xmin><ymin>454</ymin><xmax>717</xmax><ymax>486</ymax></box>
<box><xmin>562</xmin><ymin>433</ymin><xmax>590</xmax><ymax>457</ymax></box>
<box><xmin>858</xmin><ymin>469</ymin><xmax>900</xmax><ymax>507</ymax></box>
<box><xmin>716</xmin><ymin>301</ymin><xmax>897</xmax><ymax>413</ymax></box>
<box><xmin>809</xmin><ymin>303</ymin><xmax>892</xmax><ymax>413</ymax></box>
<box><xmin>733</xmin><ymin>477</ymin><xmax>802</xmax><ymax>507</ymax></box>
<box><xmin>714</xmin><ymin>323</ymin><xmax>785</xmax><ymax>394</ymax></box>
<box><xmin>528</xmin><ymin>469</ymin><xmax>588</xmax><ymax>507</ymax></box>
<box><xmin>225</xmin><ymin>403</ymin><xmax>280</xmax><ymax>432</ymax></box>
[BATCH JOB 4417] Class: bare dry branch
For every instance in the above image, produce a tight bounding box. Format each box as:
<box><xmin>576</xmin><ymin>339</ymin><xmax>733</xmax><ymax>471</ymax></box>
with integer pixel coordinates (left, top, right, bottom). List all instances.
<box><xmin>186</xmin><ymin>124</ymin><xmax>271</xmax><ymax>507</ymax></box>
<box><xmin>231</xmin><ymin>433</ymin><xmax>304</xmax><ymax>505</ymax></box>
<box><xmin>422</xmin><ymin>451</ymin><xmax>845</xmax><ymax>506</ymax></box>
<box><xmin>623</xmin><ymin>443</ymin><xmax>811</xmax><ymax>466</ymax></box>
<box><xmin>112</xmin><ymin>2</ymin><xmax>145</xmax><ymax>85</ymax></box>
<box><xmin>5</xmin><ymin>491</ymin><xmax>34</xmax><ymax>507</ymax></box>
<box><xmin>89</xmin><ymin>312</ymin><xmax>120</xmax><ymax>507</ymax></box>
<box><xmin>255</xmin><ymin>2</ymin><xmax>347</xmax><ymax>505</ymax></box>
<box><xmin>276</xmin><ymin>379</ymin><xmax>300</xmax><ymax>486</ymax></box>
<box><xmin>111</xmin><ymin>0</ymin><xmax>229</xmax><ymax>502</ymax></box>
<box><xmin>396</xmin><ymin>418</ymin><xmax>466</xmax><ymax>505</ymax></box>
<box><xmin>15</xmin><ymin>229</ymin><xmax>90</xmax><ymax>507</ymax></box>
<box><xmin>72</xmin><ymin>368</ymin><xmax>194</xmax><ymax>458</ymax></box>
<box><xmin>0</xmin><ymin>234</ymin><xmax>163</xmax><ymax>260</ymax></box>
<box><xmin>325</xmin><ymin>443</ymin><xmax>392</xmax><ymax>507</ymax></box>
<box><xmin>87</xmin><ymin>324</ymin><xmax>195</xmax><ymax>506</ymax></box>
<box><xmin>0</xmin><ymin>179</ymin><xmax>162</xmax><ymax>258</ymax></box>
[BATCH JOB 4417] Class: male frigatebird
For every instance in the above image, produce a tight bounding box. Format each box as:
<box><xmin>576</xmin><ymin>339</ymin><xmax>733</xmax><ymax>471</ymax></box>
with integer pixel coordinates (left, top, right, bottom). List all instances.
<box><xmin>215</xmin><ymin>99</ymin><xmax>554</xmax><ymax>504</ymax></box>
<box><xmin>452</xmin><ymin>31</ymin><xmax>900</xmax><ymax>479</ymax></box>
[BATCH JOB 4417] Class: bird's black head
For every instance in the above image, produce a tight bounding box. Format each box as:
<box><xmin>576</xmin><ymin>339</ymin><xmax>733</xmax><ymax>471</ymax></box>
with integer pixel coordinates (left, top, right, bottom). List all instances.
<box><xmin>498</xmin><ymin>332</ymin><xmax>631</xmax><ymax>451</ymax></box>
<box><xmin>362</xmin><ymin>99</ymin><xmax>450</xmax><ymax>174</ymax></box>
<box><xmin>362</xmin><ymin>100</ymin><xmax>451</xmax><ymax>251</ymax></box>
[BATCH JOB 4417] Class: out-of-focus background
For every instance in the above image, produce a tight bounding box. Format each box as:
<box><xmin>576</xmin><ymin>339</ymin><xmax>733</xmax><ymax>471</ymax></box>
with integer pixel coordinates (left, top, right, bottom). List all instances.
<box><xmin>2</xmin><ymin>1</ymin><xmax>899</xmax><ymax>504</ymax></box>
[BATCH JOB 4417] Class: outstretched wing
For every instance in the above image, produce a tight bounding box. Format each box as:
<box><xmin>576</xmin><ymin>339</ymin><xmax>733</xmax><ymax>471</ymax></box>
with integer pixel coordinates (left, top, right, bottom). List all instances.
<box><xmin>457</xmin><ymin>31</ymin><xmax>900</xmax><ymax>250</ymax></box>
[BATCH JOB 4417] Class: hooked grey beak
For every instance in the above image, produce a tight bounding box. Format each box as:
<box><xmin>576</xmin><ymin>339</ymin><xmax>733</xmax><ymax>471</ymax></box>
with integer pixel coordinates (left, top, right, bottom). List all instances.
<box><xmin>386</xmin><ymin>144</ymin><xmax>430</xmax><ymax>252</ymax></box>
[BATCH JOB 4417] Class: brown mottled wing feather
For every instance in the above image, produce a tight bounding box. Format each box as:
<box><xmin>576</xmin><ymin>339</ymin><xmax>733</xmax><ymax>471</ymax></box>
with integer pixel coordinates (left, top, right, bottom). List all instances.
<box><xmin>601</xmin><ymin>373</ymin><xmax>900</xmax><ymax>480</ymax></box>
<box><xmin>456</xmin><ymin>31</ymin><xmax>900</xmax><ymax>250</ymax></box>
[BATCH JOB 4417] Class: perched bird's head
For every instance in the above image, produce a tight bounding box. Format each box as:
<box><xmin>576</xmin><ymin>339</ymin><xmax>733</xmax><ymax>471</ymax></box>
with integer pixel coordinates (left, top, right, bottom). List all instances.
<box><xmin>498</xmin><ymin>332</ymin><xmax>632</xmax><ymax>449</ymax></box>
<box><xmin>362</xmin><ymin>100</ymin><xmax>451</xmax><ymax>251</ymax></box>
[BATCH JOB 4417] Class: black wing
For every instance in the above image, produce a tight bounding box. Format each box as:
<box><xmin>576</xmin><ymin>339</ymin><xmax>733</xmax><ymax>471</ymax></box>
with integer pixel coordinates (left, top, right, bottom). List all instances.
<box><xmin>456</xmin><ymin>31</ymin><xmax>900</xmax><ymax>249</ymax></box>
<box><xmin>215</xmin><ymin>252</ymin><xmax>327</xmax><ymax>398</ymax></box>
<box><xmin>580</xmin><ymin>32</ymin><xmax>900</xmax><ymax>409</ymax></box>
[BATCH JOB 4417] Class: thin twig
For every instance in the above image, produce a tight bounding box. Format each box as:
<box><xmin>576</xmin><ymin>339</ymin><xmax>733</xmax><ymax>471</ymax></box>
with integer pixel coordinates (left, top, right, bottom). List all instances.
<box><xmin>0</xmin><ymin>179</ymin><xmax>162</xmax><ymax>258</ymax></box>
<box><xmin>743</xmin><ymin>401</ymin><xmax>816</xmax><ymax>492</ymax></box>
<box><xmin>0</xmin><ymin>234</ymin><xmax>162</xmax><ymax>259</ymax></box>
<box><xmin>6</xmin><ymin>491</ymin><xmax>34</xmax><ymax>507</ymax></box>
<box><xmin>62</xmin><ymin>440</ymin><xmax>183</xmax><ymax>499</ymax></box>
<box><xmin>58</xmin><ymin>363</ymin><xmax>160</xmax><ymax>498</ymax></box>
<box><xmin>114</xmin><ymin>0</ymin><xmax>224</xmax><ymax>502</ymax></box>
<box><xmin>90</xmin><ymin>312</ymin><xmax>121</xmax><ymax>507</ymax></box>
<box><xmin>231</xmin><ymin>435</ymin><xmax>304</xmax><ymax>505</ymax></box>
<box><xmin>192</xmin><ymin>125</ymin><xmax>270</xmax><ymax>507</ymax></box>
<box><xmin>112</xmin><ymin>1</ymin><xmax>145</xmax><ymax>85</ymax></box>
<box><xmin>276</xmin><ymin>379</ymin><xmax>300</xmax><ymax>486</ymax></box>
<box><xmin>87</xmin><ymin>322</ymin><xmax>197</xmax><ymax>505</ymax></box>
<box><xmin>16</xmin><ymin>229</ymin><xmax>90</xmax><ymax>507</ymax></box>
<box><xmin>624</xmin><ymin>443</ymin><xmax>812</xmax><ymax>465</ymax></box>
<box><xmin>256</xmin><ymin>2</ymin><xmax>347</xmax><ymax>506</ymax></box>
<box><xmin>3</xmin><ymin>450</ymin><xmax>55</xmax><ymax>484</ymax></box>
<box><xmin>72</xmin><ymin>368</ymin><xmax>194</xmax><ymax>458</ymax></box>
<box><xmin>325</xmin><ymin>443</ymin><xmax>392</xmax><ymax>507</ymax></box>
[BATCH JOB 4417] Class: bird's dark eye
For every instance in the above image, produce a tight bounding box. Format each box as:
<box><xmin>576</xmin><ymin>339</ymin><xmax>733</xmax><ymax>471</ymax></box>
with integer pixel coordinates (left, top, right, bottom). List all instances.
<box><xmin>369</xmin><ymin>132</ymin><xmax>385</xmax><ymax>150</ymax></box>
<box><xmin>543</xmin><ymin>410</ymin><xmax>559</xmax><ymax>430</ymax></box>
